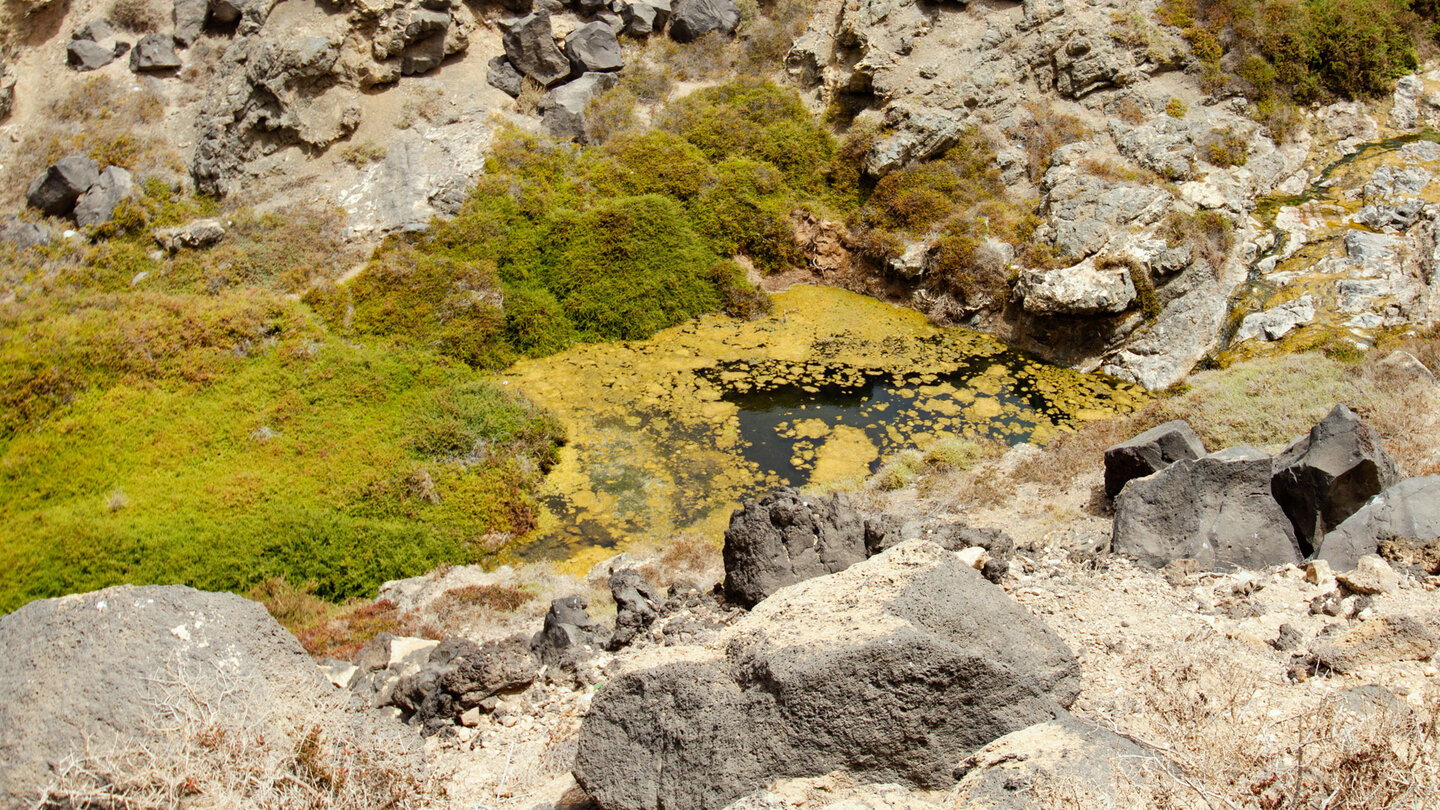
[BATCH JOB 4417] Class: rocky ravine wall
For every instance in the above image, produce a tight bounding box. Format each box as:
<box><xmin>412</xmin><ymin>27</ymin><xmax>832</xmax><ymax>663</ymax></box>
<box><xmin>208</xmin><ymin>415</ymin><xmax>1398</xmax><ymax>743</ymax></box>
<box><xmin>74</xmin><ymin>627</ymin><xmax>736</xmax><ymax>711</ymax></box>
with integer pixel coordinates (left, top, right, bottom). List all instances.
<box><xmin>3</xmin><ymin>0</ymin><xmax>1439</xmax><ymax>387</ymax></box>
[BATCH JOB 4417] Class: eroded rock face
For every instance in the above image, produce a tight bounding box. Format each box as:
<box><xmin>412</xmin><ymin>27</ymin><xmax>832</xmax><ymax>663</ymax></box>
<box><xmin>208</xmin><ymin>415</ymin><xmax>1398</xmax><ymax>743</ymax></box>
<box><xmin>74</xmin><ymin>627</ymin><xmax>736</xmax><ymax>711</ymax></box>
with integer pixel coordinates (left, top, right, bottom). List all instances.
<box><xmin>0</xmin><ymin>585</ymin><xmax>368</xmax><ymax>807</ymax></box>
<box><xmin>1317</xmin><ymin>476</ymin><xmax>1440</xmax><ymax>571</ymax></box>
<box><xmin>1271</xmin><ymin>404</ymin><xmax>1400</xmax><ymax>556</ymax></box>
<box><xmin>1016</xmin><ymin>257</ymin><xmax>1137</xmax><ymax>315</ymax></box>
<box><xmin>722</xmin><ymin>486</ymin><xmax>867</xmax><ymax>608</ymax></box>
<box><xmin>1310</xmin><ymin>615</ymin><xmax>1438</xmax><ymax>674</ymax></box>
<box><xmin>574</xmin><ymin>541</ymin><xmax>1080</xmax><ymax>810</ymax></box>
<box><xmin>608</xmin><ymin>569</ymin><xmax>663</xmax><ymax>649</ymax></box>
<box><xmin>1113</xmin><ymin>446</ymin><xmax>1302</xmax><ymax>570</ymax></box>
<box><xmin>1103</xmin><ymin>419</ymin><xmax>1207</xmax><ymax>498</ymax></box>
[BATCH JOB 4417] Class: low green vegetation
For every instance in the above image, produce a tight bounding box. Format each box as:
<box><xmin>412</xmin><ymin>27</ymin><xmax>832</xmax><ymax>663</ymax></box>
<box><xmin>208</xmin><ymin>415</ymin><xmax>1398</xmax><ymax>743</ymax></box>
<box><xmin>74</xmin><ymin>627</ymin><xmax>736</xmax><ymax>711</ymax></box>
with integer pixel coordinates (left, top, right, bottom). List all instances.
<box><xmin>1159</xmin><ymin>0</ymin><xmax>1436</xmax><ymax>134</ymax></box>
<box><xmin>0</xmin><ymin>181</ymin><xmax>562</xmax><ymax>613</ymax></box>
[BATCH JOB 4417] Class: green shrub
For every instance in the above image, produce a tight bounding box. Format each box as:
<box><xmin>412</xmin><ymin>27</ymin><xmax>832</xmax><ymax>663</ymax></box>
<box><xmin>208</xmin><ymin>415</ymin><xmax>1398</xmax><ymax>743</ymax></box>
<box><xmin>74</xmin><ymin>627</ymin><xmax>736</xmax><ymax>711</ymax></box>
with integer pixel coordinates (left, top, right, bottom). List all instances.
<box><xmin>1160</xmin><ymin>0</ymin><xmax>1424</xmax><ymax>129</ymax></box>
<box><xmin>1166</xmin><ymin>97</ymin><xmax>1189</xmax><ymax>118</ymax></box>
<box><xmin>1206</xmin><ymin>126</ymin><xmax>1251</xmax><ymax>167</ymax></box>
<box><xmin>660</xmin><ymin>78</ymin><xmax>834</xmax><ymax>193</ymax></box>
<box><xmin>599</xmin><ymin>130</ymin><xmax>715</xmax><ymax>200</ymax></box>
<box><xmin>689</xmin><ymin>158</ymin><xmax>801</xmax><ymax>273</ymax></box>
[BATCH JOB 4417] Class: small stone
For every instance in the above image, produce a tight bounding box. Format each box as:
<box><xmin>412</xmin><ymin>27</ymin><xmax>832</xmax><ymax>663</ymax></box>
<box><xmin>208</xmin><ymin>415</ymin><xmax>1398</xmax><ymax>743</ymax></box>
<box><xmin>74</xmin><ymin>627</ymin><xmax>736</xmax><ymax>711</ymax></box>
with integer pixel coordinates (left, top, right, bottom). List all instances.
<box><xmin>1305</xmin><ymin>560</ymin><xmax>1334</xmax><ymax>587</ymax></box>
<box><xmin>460</xmin><ymin>707</ymin><xmax>482</xmax><ymax>727</ymax></box>
<box><xmin>955</xmin><ymin>546</ymin><xmax>987</xmax><ymax>570</ymax></box>
<box><xmin>1336</xmin><ymin>555</ymin><xmax>1399</xmax><ymax>595</ymax></box>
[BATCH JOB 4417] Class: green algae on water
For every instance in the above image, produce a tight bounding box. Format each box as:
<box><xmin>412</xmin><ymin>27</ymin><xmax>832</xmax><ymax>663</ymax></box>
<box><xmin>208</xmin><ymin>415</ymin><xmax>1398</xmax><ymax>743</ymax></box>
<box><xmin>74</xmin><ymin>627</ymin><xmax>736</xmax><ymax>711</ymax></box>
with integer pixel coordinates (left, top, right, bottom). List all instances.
<box><xmin>503</xmin><ymin>286</ymin><xmax>1146</xmax><ymax>569</ymax></box>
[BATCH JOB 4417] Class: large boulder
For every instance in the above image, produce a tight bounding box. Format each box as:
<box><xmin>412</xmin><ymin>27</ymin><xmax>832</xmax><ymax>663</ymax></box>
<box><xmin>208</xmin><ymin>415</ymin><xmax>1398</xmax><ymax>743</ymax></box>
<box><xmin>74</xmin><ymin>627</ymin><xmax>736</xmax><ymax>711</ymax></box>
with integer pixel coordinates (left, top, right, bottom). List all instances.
<box><xmin>721</xmin><ymin>486</ymin><xmax>867</xmax><ymax>609</ymax></box>
<box><xmin>617</xmin><ymin>0</ymin><xmax>671</xmax><ymax>36</ymax></box>
<box><xmin>1102</xmin><ymin>419</ymin><xmax>1207</xmax><ymax>498</ymax></box>
<box><xmin>573</xmin><ymin>541</ymin><xmax>1080</xmax><ymax>810</ymax></box>
<box><xmin>25</xmin><ymin>156</ymin><xmax>99</xmax><ymax>217</ymax></box>
<box><xmin>1113</xmin><ymin>446</ymin><xmax>1302</xmax><ymax>570</ymax></box>
<box><xmin>1015</xmin><ymin>258</ymin><xmax>1137</xmax><ymax>315</ymax></box>
<box><xmin>501</xmin><ymin>13</ymin><xmax>573</xmax><ymax>87</ymax></box>
<box><xmin>1271</xmin><ymin>404</ymin><xmax>1400</xmax><ymax>555</ymax></box>
<box><xmin>538</xmin><ymin>71</ymin><xmax>619</xmax><ymax>141</ymax></box>
<box><xmin>668</xmin><ymin>0</ymin><xmax>739</xmax><ymax>42</ymax></box>
<box><xmin>130</xmin><ymin>33</ymin><xmax>183</xmax><ymax>71</ymax></box>
<box><xmin>74</xmin><ymin>165</ymin><xmax>135</xmax><ymax>227</ymax></box>
<box><xmin>1316</xmin><ymin>476</ymin><xmax>1440</xmax><ymax>570</ymax></box>
<box><xmin>565</xmin><ymin>21</ymin><xmax>624</xmax><ymax>72</ymax></box>
<box><xmin>0</xmin><ymin>585</ymin><xmax>407</xmax><ymax>807</ymax></box>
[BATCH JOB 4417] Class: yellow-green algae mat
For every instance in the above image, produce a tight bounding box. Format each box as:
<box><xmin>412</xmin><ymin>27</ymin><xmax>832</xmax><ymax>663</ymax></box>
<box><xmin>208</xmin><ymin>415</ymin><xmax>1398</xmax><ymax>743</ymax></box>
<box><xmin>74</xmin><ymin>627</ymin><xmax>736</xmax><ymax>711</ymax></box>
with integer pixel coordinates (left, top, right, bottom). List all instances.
<box><xmin>500</xmin><ymin>286</ymin><xmax>1146</xmax><ymax>571</ymax></box>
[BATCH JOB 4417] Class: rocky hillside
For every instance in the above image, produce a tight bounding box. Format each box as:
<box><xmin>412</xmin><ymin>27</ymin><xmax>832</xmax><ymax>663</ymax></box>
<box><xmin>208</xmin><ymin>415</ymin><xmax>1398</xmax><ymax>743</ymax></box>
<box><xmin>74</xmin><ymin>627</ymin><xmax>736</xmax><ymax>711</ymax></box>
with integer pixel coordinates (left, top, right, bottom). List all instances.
<box><xmin>3</xmin><ymin>356</ymin><xmax>1439</xmax><ymax>807</ymax></box>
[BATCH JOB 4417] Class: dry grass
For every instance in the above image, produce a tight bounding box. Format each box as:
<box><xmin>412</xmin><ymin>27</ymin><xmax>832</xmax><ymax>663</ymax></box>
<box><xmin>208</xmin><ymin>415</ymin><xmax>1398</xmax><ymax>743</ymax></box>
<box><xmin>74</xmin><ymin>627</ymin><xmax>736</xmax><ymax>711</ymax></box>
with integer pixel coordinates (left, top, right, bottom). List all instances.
<box><xmin>109</xmin><ymin>0</ymin><xmax>168</xmax><ymax>32</ymax></box>
<box><xmin>1006</xmin><ymin>347</ymin><xmax>1440</xmax><ymax>494</ymax></box>
<box><xmin>249</xmin><ymin>578</ymin><xmax>442</xmax><ymax>660</ymax></box>
<box><xmin>1091</xmin><ymin>635</ymin><xmax>1440</xmax><ymax>809</ymax></box>
<box><xmin>33</xmin><ymin>663</ymin><xmax>435</xmax><ymax>809</ymax></box>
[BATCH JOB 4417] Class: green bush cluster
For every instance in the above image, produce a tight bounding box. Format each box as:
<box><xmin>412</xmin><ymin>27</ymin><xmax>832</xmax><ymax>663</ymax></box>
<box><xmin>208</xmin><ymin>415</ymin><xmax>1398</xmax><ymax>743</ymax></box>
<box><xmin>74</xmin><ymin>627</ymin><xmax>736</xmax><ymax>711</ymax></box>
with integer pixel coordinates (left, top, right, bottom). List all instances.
<box><xmin>1159</xmin><ymin>0</ymin><xmax>1428</xmax><ymax>134</ymax></box>
<box><xmin>329</xmin><ymin>79</ymin><xmax>837</xmax><ymax>365</ymax></box>
<box><xmin>0</xmin><ymin>284</ymin><xmax>563</xmax><ymax>612</ymax></box>
<box><xmin>848</xmin><ymin>129</ymin><xmax>1038</xmax><ymax>306</ymax></box>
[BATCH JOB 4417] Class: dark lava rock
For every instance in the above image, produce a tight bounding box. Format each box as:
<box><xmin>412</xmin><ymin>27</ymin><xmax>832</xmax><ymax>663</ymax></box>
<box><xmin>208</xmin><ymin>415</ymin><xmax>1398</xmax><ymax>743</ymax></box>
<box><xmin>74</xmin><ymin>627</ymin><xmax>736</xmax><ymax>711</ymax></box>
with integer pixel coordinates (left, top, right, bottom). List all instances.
<box><xmin>501</xmin><ymin>13</ymin><xmax>573</xmax><ymax>87</ymax></box>
<box><xmin>1317</xmin><ymin>475</ymin><xmax>1440</xmax><ymax>570</ymax></box>
<box><xmin>617</xmin><ymin>0</ymin><xmax>671</xmax><ymax>36</ymax></box>
<box><xmin>391</xmin><ymin>635</ymin><xmax>537</xmax><ymax>732</ymax></box>
<box><xmin>722</xmin><ymin>486</ymin><xmax>867</xmax><ymax>608</ymax></box>
<box><xmin>573</xmin><ymin>541</ymin><xmax>1080</xmax><ymax>810</ymax></box>
<box><xmin>538</xmin><ymin>71</ymin><xmax>618</xmax><ymax>141</ymax></box>
<box><xmin>533</xmin><ymin>594</ymin><xmax>607</xmax><ymax>667</ymax></box>
<box><xmin>565</xmin><ymin>21</ymin><xmax>624</xmax><ymax>72</ymax></box>
<box><xmin>1102</xmin><ymin>419</ymin><xmax>1206</xmax><ymax>498</ymax></box>
<box><xmin>1113</xmin><ymin>446</ymin><xmax>1302</xmax><ymax>570</ymax></box>
<box><xmin>74</xmin><ymin>165</ymin><xmax>134</xmax><ymax>227</ymax></box>
<box><xmin>487</xmin><ymin>55</ymin><xmax>524</xmax><ymax>97</ymax></box>
<box><xmin>130</xmin><ymin>33</ymin><xmax>183</xmax><ymax>71</ymax></box>
<box><xmin>668</xmin><ymin>0</ymin><xmax>739</xmax><ymax>42</ymax></box>
<box><xmin>607</xmin><ymin>569</ymin><xmax>663</xmax><ymax>650</ymax></box>
<box><xmin>26</xmin><ymin>155</ymin><xmax>99</xmax><ymax>217</ymax></box>
<box><xmin>1271</xmin><ymin>404</ymin><xmax>1400</xmax><ymax>555</ymax></box>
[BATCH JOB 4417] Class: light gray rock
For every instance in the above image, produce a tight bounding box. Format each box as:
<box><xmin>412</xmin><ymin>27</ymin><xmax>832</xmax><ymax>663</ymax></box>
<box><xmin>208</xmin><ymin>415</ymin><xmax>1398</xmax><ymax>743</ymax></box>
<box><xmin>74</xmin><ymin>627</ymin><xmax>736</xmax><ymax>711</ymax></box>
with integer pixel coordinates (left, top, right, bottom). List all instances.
<box><xmin>1344</xmin><ymin>229</ymin><xmax>1403</xmax><ymax>275</ymax></box>
<box><xmin>1375</xmin><ymin>350</ymin><xmax>1435</xmax><ymax>383</ymax></box>
<box><xmin>1364</xmin><ymin>164</ymin><xmax>1431</xmax><ymax>199</ymax></box>
<box><xmin>154</xmin><ymin>217</ymin><xmax>227</xmax><ymax>251</ymax></box>
<box><xmin>67</xmin><ymin>38</ymin><xmax>126</xmax><ymax>71</ymax></box>
<box><xmin>1103</xmin><ymin>419</ymin><xmax>1206</xmax><ymax>498</ymax></box>
<box><xmin>1271</xmin><ymin>404</ymin><xmax>1400</xmax><ymax>556</ymax></box>
<box><xmin>574</xmin><ymin>541</ymin><xmax>1081</xmax><ymax>810</ymax></box>
<box><xmin>502</xmin><ymin>13</ymin><xmax>572</xmax><ymax>87</ymax></box>
<box><xmin>1354</xmin><ymin>199</ymin><xmax>1426</xmax><ymax>232</ymax></box>
<box><xmin>1113</xmin><ymin>446</ymin><xmax>1303</xmax><ymax>570</ymax></box>
<box><xmin>1235</xmin><ymin>294</ymin><xmax>1315</xmax><ymax>343</ymax></box>
<box><xmin>538</xmin><ymin>71</ymin><xmax>618</xmax><ymax>141</ymax></box>
<box><xmin>1391</xmin><ymin>74</ymin><xmax>1423</xmax><ymax>130</ymax></box>
<box><xmin>565</xmin><ymin>21</ymin><xmax>623</xmax><ymax>72</ymax></box>
<box><xmin>1043</xmin><ymin>161</ymin><xmax>1173</xmax><ymax>260</ymax></box>
<box><xmin>863</xmin><ymin>111</ymin><xmax>965</xmax><ymax>177</ymax></box>
<box><xmin>1311</xmin><ymin>615</ymin><xmax>1437</xmax><ymax>674</ymax></box>
<box><xmin>26</xmin><ymin>156</ymin><xmax>100</xmax><ymax>217</ymax></box>
<box><xmin>668</xmin><ymin>0</ymin><xmax>739</xmax><ymax>43</ymax></box>
<box><xmin>0</xmin><ymin>216</ymin><xmax>50</xmax><ymax>249</ymax></box>
<box><xmin>1016</xmin><ymin>258</ymin><xmax>1137</xmax><ymax>315</ymax></box>
<box><xmin>0</xmin><ymin>585</ymin><xmax>396</xmax><ymax>808</ymax></box>
<box><xmin>487</xmin><ymin>55</ymin><xmax>524</xmax><ymax>97</ymax></box>
<box><xmin>952</xmin><ymin>714</ymin><xmax>1166</xmax><ymax>809</ymax></box>
<box><xmin>74</xmin><ymin>166</ymin><xmax>136</xmax><ymax>227</ymax></box>
<box><xmin>174</xmin><ymin>0</ymin><xmax>209</xmax><ymax>46</ymax></box>
<box><xmin>1317</xmin><ymin>476</ymin><xmax>1440</xmax><ymax>570</ymax></box>
<box><xmin>1335</xmin><ymin>555</ymin><xmax>1400</xmax><ymax>595</ymax></box>
<box><xmin>130</xmin><ymin>33</ymin><xmax>183</xmax><ymax>71</ymax></box>
<box><xmin>1053</xmin><ymin>34</ymin><xmax>1132</xmax><ymax>99</ymax></box>
<box><xmin>722</xmin><ymin>486</ymin><xmax>867</xmax><ymax>609</ymax></box>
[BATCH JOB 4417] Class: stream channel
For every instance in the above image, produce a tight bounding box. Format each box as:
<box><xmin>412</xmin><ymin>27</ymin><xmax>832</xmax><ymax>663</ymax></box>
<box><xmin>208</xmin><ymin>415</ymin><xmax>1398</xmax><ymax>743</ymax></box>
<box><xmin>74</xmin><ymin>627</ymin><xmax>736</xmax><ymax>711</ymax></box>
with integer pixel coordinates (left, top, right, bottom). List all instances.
<box><xmin>501</xmin><ymin>286</ymin><xmax>1148</xmax><ymax>572</ymax></box>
